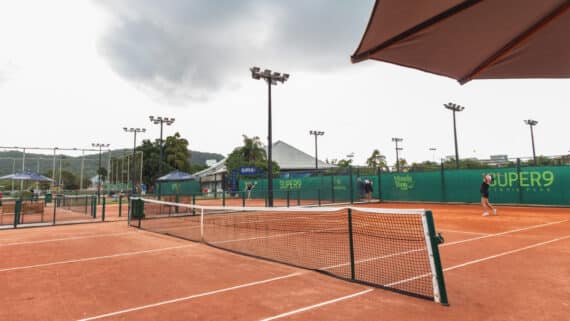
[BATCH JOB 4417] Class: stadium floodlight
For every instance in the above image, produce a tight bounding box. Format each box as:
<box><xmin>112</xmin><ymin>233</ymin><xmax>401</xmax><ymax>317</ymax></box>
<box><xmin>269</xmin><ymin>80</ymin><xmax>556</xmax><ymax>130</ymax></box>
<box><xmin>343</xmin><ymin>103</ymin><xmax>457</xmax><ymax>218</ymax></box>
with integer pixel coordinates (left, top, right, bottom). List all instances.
<box><xmin>92</xmin><ymin>143</ymin><xmax>110</xmax><ymax>203</ymax></box>
<box><xmin>444</xmin><ymin>102</ymin><xmax>465</xmax><ymax>168</ymax></box>
<box><xmin>123</xmin><ymin>128</ymin><xmax>146</xmax><ymax>194</ymax></box>
<box><xmin>524</xmin><ymin>119</ymin><xmax>539</xmax><ymax>166</ymax></box>
<box><xmin>149</xmin><ymin>116</ymin><xmax>175</xmax><ymax>199</ymax></box>
<box><xmin>309</xmin><ymin>130</ymin><xmax>325</xmax><ymax>169</ymax></box>
<box><xmin>250</xmin><ymin>66</ymin><xmax>290</xmax><ymax>207</ymax></box>
<box><xmin>392</xmin><ymin>138</ymin><xmax>403</xmax><ymax>172</ymax></box>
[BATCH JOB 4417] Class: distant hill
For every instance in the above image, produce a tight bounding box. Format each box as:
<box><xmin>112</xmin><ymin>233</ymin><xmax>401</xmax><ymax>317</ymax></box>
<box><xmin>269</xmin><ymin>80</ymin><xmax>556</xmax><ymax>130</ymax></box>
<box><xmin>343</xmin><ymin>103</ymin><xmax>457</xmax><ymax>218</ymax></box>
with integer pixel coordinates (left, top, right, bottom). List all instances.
<box><xmin>0</xmin><ymin>149</ymin><xmax>225</xmax><ymax>177</ymax></box>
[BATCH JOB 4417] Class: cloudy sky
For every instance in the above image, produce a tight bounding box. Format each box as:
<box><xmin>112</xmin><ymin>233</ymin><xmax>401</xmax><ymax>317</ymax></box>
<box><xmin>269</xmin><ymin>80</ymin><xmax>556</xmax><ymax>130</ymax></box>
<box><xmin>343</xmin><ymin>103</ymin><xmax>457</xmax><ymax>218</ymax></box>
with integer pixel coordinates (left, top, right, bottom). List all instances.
<box><xmin>0</xmin><ymin>0</ymin><xmax>568</xmax><ymax>165</ymax></box>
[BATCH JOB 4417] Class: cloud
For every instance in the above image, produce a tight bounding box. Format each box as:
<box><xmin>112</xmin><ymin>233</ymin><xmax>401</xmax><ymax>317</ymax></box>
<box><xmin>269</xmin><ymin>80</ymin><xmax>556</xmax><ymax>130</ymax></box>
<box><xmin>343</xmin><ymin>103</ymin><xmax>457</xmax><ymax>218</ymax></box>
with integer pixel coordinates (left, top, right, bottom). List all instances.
<box><xmin>95</xmin><ymin>0</ymin><xmax>373</xmax><ymax>102</ymax></box>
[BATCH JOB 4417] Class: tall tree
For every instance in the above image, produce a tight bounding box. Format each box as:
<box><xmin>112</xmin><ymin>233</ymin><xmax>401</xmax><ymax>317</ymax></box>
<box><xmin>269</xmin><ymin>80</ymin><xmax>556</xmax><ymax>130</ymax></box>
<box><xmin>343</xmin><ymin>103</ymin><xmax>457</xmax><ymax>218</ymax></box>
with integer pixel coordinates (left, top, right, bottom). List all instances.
<box><xmin>225</xmin><ymin>135</ymin><xmax>278</xmax><ymax>177</ymax></box>
<box><xmin>164</xmin><ymin>132</ymin><xmax>191</xmax><ymax>171</ymax></box>
<box><xmin>366</xmin><ymin>149</ymin><xmax>387</xmax><ymax>170</ymax></box>
<box><xmin>240</xmin><ymin>135</ymin><xmax>266</xmax><ymax>162</ymax></box>
<box><xmin>336</xmin><ymin>158</ymin><xmax>353</xmax><ymax>168</ymax></box>
<box><xmin>136</xmin><ymin>132</ymin><xmax>192</xmax><ymax>186</ymax></box>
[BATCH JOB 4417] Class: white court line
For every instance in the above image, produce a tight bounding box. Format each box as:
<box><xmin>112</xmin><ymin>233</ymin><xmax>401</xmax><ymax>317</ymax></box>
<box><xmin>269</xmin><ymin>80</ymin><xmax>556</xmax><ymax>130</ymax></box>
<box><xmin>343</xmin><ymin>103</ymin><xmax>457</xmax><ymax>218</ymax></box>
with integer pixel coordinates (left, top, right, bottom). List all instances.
<box><xmin>0</xmin><ymin>231</ymin><xmax>136</xmax><ymax>247</ymax></box>
<box><xmin>386</xmin><ymin>234</ymin><xmax>570</xmax><ymax>287</ymax></box>
<box><xmin>259</xmin><ymin>289</ymin><xmax>374</xmax><ymax>321</ymax></box>
<box><xmin>322</xmin><ymin>219</ymin><xmax>568</xmax><ymax>271</ymax></box>
<box><xmin>444</xmin><ymin>234</ymin><xmax>570</xmax><ymax>272</ymax></box>
<box><xmin>321</xmin><ymin>248</ymin><xmax>423</xmax><ymax>270</ymax></box>
<box><xmin>77</xmin><ymin>272</ymin><xmax>303</xmax><ymax>321</ymax></box>
<box><xmin>211</xmin><ymin>227</ymin><xmax>346</xmax><ymax>245</ymax></box>
<box><xmin>442</xmin><ymin>219</ymin><xmax>568</xmax><ymax>247</ymax></box>
<box><xmin>0</xmin><ymin>244</ymin><xmax>194</xmax><ymax>273</ymax></box>
<box><xmin>438</xmin><ymin>228</ymin><xmax>489</xmax><ymax>236</ymax></box>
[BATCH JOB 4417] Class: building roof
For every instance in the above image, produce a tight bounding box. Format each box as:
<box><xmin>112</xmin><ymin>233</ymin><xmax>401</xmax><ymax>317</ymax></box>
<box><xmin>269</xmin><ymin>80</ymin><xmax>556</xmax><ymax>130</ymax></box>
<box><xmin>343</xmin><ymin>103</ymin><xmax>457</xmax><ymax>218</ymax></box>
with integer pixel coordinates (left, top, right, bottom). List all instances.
<box><xmin>269</xmin><ymin>140</ymin><xmax>335</xmax><ymax>170</ymax></box>
<box><xmin>194</xmin><ymin>140</ymin><xmax>335</xmax><ymax>178</ymax></box>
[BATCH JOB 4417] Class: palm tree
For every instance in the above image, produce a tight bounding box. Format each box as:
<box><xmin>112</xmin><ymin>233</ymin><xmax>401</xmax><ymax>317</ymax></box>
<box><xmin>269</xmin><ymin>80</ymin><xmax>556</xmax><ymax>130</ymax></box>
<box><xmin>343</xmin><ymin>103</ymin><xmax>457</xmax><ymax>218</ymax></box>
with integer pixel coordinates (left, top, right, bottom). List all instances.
<box><xmin>240</xmin><ymin>135</ymin><xmax>266</xmax><ymax>162</ymax></box>
<box><xmin>366</xmin><ymin>149</ymin><xmax>387</xmax><ymax>169</ymax></box>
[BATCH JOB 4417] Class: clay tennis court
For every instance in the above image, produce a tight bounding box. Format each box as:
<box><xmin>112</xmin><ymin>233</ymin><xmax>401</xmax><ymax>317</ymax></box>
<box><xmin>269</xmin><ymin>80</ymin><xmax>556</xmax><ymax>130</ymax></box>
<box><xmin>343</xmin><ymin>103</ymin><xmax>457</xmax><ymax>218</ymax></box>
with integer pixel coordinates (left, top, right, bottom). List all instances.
<box><xmin>1</xmin><ymin>203</ymin><xmax>569</xmax><ymax>321</ymax></box>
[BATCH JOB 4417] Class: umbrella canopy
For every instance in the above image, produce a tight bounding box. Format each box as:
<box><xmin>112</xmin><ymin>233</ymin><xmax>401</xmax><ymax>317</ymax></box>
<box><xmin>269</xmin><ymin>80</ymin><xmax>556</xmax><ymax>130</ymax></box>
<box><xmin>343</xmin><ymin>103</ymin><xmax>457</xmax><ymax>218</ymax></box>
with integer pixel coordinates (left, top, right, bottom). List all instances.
<box><xmin>156</xmin><ymin>170</ymin><xmax>196</xmax><ymax>182</ymax></box>
<box><xmin>0</xmin><ymin>171</ymin><xmax>53</xmax><ymax>182</ymax></box>
<box><xmin>351</xmin><ymin>0</ymin><xmax>570</xmax><ymax>84</ymax></box>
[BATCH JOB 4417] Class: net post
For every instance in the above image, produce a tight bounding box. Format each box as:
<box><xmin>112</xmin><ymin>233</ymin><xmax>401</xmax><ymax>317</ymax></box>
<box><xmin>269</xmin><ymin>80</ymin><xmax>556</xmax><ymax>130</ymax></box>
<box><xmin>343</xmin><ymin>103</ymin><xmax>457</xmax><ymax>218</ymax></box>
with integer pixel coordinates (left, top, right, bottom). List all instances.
<box><xmin>101</xmin><ymin>196</ymin><xmax>106</xmax><ymax>222</ymax></box>
<box><xmin>423</xmin><ymin>210</ymin><xmax>449</xmax><ymax>305</ymax></box>
<box><xmin>52</xmin><ymin>196</ymin><xmax>57</xmax><ymax>225</ymax></box>
<box><xmin>118</xmin><ymin>195</ymin><xmax>122</xmax><ymax>217</ymax></box>
<box><xmin>137</xmin><ymin>199</ymin><xmax>142</xmax><ymax>228</ymax></box>
<box><xmin>347</xmin><ymin>208</ymin><xmax>356</xmax><ymax>280</ymax></box>
<box><xmin>14</xmin><ymin>199</ymin><xmax>21</xmax><ymax>228</ymax></box>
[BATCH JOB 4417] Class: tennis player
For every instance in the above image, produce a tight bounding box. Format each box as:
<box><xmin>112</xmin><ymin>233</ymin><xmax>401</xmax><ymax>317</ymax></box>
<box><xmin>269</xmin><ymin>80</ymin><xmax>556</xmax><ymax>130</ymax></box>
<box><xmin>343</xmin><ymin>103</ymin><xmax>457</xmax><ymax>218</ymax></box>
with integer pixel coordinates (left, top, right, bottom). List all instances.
<box><xmin>480</xmin><ymin>174</ymin><xmax>497</xmax><ymax>216</ymax></box>
<box><xmin>246</xmin><ymin>182</ymin><xmax>256</xmax><ymax>199</ymax></box>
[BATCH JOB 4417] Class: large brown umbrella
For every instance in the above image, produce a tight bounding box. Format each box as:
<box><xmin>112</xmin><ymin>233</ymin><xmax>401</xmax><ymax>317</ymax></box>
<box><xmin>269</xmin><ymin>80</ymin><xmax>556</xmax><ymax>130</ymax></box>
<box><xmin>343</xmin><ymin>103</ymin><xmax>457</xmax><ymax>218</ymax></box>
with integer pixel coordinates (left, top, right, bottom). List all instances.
<box><xmin>351</xmin><ymin>0</ymin><xmax>570</xmax><ymax>84</ymax></box>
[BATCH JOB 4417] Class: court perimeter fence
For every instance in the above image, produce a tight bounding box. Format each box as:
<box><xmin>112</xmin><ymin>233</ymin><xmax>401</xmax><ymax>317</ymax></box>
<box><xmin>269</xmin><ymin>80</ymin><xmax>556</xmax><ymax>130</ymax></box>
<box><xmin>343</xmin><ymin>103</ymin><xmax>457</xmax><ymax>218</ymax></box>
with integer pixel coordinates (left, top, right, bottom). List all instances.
<box><xmin>0</xmin><ymin>194</ymin><xmax>131</xmax><ymax>229</ymax></box>
<box><xmin>156</xmin><ymin>161</ymin><xmax>570</xmax><ymax>207</ymax></box>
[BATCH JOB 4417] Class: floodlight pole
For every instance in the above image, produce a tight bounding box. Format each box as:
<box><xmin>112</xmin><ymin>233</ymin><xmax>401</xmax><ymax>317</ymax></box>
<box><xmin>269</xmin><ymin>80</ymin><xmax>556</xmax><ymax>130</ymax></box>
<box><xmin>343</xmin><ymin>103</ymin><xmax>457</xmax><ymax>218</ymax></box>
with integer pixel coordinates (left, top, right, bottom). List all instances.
<box><xmin>310</xmin><ymin>130</ymin><xmax>325</xmax><ymax>169</ymax></box>
<box><xmin>524</xmin><ymin>119</ymin><xmax>538</xmax><ymax>166</ymax></box>
<box><xmin>123</xmin><ymin>128</ymin><xmax>145</xmax><ymax>195</ymax></box>
<box><xmin>392</xmin><ymin>138</ymin><xmax>403</xmax><ymax>172</ymax></box>
<box><xmin>149</xmin><ymin>116</ymin><xmax>175</xmax><ymax>199</ymax></box>
<box><xmin>92</xmin><ymin>143</ymin><xmax>110</xmax><ymax>203</ymax></box>
<box><xmin>444</xmin><ymin>102</ymin><xmax>465</xmax><ymax>169</ymax></box>
<box><xmin>250</xmin><ymin>66</ymin><xmax>289</xmax><ymax>207</ymax></box>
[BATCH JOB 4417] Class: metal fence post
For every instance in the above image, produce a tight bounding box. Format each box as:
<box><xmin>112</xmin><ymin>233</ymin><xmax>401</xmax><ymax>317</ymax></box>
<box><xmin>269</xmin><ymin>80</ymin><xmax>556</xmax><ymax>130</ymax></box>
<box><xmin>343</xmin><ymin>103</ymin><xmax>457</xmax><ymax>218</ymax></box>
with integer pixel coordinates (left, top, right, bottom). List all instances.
<box><xmin>347</xmin><ymin>208</ymin><xmax>355</xmax><ymax>280</ymax></box>
<box><xmin>14</xmin><ymin>199</ymin><xmax>21</xmax><ymax>228</ymax></box>
<box><xmin>118</xmin><ymin>195</ymin><xmax>122</xmax><ymax>217</ymax></box>
<box><xmin>101</xmin><ymin>197</ymin><xmax>106</xmax><ymax>222</ymax></box>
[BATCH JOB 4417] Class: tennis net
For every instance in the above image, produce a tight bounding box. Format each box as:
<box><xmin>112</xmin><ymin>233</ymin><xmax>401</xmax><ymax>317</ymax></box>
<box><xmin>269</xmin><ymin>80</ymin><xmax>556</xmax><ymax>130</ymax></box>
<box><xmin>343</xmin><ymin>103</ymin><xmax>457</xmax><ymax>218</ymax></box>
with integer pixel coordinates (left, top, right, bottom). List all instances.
<box><xmin>129</xmin><ymin>198</ymin><xmax>448</xmax><ymax>304</ymax></box>
<box><xmin>58</xmin><ymin>195</ymin><xmax>95</xmax><ymax>216</ymax></box>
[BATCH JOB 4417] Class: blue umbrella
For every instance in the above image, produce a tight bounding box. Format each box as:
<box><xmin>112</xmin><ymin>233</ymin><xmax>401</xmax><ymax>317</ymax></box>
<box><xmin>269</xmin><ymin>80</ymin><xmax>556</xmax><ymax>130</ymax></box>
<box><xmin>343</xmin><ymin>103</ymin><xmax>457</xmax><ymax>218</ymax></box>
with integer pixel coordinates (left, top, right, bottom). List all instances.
<box><xmin>0</xmin><ymin>170</ymin><xmax>53</xmax><ymax>182</ymax></box>
<box><xmin>156</xmin><ymin>170</ymin><xmax>196</xmax><ymax>182</ymax></box>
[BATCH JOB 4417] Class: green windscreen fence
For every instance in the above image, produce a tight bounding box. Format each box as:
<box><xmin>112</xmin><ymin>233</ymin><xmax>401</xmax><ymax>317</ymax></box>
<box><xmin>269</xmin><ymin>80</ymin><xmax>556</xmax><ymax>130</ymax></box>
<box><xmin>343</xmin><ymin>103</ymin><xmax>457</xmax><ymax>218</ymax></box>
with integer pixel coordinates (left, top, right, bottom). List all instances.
<box><xmin>236</xmin><ymin>166</ymin><xmax>569</xmax><ymax>206</ymax></box>
<box><xmin>153</xmin><ymin>166</ymin><xmax>568</xmax><ymax>206</ymax></box>
<box><xmin>157</xmin><ymin>181</ymin><xmax>201</xmax><ymax>196</ymax></box>
<box><xmin>238</xmin><ymin>174</ymin><xmax>381</xmax><ymax>203</ymax></box>
<box><xmin>380</xmin><ymin>166</ymin><xmax>570</xmax><ymax>206</ymax></box>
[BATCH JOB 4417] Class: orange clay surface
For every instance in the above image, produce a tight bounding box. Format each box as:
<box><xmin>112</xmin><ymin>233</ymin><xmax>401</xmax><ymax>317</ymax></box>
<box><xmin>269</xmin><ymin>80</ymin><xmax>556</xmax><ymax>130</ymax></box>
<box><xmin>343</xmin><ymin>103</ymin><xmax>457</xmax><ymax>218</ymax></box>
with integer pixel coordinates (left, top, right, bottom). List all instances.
<box><xmin>0</xmin><ymin>202</ymin><xmax>569</xmax><ymax>321</ymax></box>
